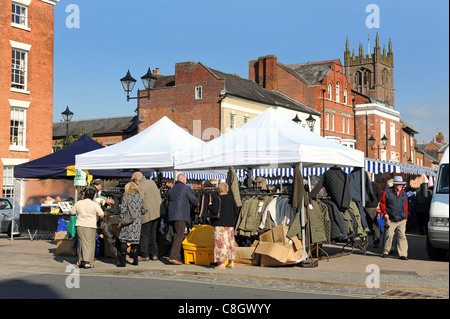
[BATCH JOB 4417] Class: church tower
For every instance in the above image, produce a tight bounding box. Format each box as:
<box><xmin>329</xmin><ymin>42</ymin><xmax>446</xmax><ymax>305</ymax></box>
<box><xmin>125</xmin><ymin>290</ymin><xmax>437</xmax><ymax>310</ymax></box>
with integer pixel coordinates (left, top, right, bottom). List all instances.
<box><xmin>344</xmin><ymin>33</ymin><xmax>395</xmax><ymax>106</ymax></box>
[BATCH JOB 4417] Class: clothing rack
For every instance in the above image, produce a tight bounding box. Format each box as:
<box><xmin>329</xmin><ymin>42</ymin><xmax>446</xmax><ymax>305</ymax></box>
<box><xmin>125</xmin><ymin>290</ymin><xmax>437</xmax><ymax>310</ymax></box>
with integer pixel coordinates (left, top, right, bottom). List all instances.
<box><xmin>240</xmin><ymin>191</ymin><xmax>290</xmax><ymax>197</ymax></box>
<box><xmin>309</xmin><ymin>195</ymin><xmax>368</xmax><ymax>259</ymax></box>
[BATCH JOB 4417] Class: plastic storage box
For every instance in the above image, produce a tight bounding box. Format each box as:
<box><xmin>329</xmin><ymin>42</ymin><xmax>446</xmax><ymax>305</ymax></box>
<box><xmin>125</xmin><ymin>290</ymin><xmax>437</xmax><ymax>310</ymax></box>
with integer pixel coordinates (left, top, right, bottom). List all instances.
<box><xmin>182</xmin><ymin>224</ymin><xmax>215</xmax><ymax>265</ymax></box>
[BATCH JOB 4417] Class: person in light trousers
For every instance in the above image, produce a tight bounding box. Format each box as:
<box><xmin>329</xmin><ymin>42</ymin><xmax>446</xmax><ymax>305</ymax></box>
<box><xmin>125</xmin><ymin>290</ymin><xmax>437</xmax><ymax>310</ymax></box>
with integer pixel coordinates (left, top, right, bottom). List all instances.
<box><xmin>70</xmin><ymin>188</ymin><xmax>104</xmax><ymax>268</ymax></box>
<box><xmin>380</xmin><ymin>176</ymin><xmax>409</xmax><ymax>260</ymax></box>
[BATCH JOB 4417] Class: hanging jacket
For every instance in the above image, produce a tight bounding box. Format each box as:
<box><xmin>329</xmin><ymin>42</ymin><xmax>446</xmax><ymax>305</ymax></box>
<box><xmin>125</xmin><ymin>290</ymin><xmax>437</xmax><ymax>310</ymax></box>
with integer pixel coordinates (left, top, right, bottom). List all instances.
<box><xmin>308</xmin><ymin>199</ymin><xmax>331</xmax><ymax>244</ymax></box>
<box><xmin>310</xmin><ymin>166</ymin><xmax>352</xmax><ymax>211</ymax></box>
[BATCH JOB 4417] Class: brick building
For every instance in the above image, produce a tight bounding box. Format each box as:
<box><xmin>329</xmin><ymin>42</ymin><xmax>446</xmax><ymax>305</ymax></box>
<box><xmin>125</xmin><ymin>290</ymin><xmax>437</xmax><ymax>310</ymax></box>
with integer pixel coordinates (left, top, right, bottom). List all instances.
<box><xmin>1</xmin><ymin>0</ymin><xmax>59</xmax><ymax>196</ymax></box>
<box><xmin>353</xmin><ymin>91</ymin><xmax>403</xmax><ymax>161</ymax></box>
<box><xmin>249</xmin><ymin>55</ymin><xmax>356</xmax><ymax>148</ymax></box>
<box><xmin>137</xmin><ymin>61</ymin><xmax>320</xmax><ymax>140</ymax></box>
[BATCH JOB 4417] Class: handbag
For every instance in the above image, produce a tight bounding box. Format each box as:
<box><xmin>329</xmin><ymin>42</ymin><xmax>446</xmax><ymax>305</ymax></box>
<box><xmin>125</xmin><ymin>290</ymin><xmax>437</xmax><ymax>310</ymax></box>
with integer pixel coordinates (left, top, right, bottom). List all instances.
<box><xmin>208</xmin><ymin>196</ymin><xmax>222</xmax><ymax>222</ymax></box>
<box><xmin>120</xmin><ymin>195</ymin><xmax>136</xmax><ymax>227</ymax></box>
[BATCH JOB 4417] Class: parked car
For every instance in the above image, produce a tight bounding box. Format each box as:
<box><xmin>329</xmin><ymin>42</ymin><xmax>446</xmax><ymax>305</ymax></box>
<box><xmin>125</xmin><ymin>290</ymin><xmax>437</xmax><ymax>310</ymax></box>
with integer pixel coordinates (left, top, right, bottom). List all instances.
<box><xmin>0</xmin><ymin>197</ymin><xmax>20</xmax><ymax>237</ymax></box>
<box><xmin>427</xmin><ymin>147</ymin><xmax>449</xmax><ymax>261</ymax></box>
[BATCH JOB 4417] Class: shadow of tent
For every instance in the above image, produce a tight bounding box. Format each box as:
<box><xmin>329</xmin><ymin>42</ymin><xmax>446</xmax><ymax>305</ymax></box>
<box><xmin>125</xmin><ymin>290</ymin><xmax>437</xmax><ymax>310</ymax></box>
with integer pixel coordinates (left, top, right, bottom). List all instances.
<box><xmin>0</xmin><ymin>278</ymin><xmax>63</xmax><ymax>299</ymax></box>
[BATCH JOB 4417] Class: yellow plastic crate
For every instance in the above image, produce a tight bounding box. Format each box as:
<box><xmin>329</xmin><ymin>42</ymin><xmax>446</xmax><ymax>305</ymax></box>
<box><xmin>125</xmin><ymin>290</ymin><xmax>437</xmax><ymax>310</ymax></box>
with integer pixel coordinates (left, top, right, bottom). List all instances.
<box><xmin>182</xmin><ymin>225</ymin><xmax>215</xmax><ymax>265</ymax></box>
<box><xmin>183</xmin><ymin>247</ymin><xmax>215</xmax><ymax>265</ymax></box>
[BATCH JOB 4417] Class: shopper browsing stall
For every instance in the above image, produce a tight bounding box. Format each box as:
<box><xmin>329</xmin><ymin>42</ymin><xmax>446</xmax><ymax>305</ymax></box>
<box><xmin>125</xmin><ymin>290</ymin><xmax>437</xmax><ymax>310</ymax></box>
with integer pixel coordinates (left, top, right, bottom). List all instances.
<box><xmin>208</xmin><ymin>183</ymin><xmax>239</xmax><ymax>269</ymax></box>
<box><xmin>117</xmin><ymin>182</ymin><xmax>148</xmax><ymax>267</ymax></box>
<box><xmin>165</xmin><ymin>173</ymin><xmax>198</xmax><ymax>265</ymax></box>
<box><xmin>70</xmin><ymin>188</ymin><xmax>104</xmax><ymax>269</ymax></box>
<box><xmin>380</xmin><ymin>176</ymin><xmax>409</xmax><ymax>260</ymax></box>
<box><xmin>131</xmin><ymin>172</ymin><xmax>163</xmax><ymax>261</ymax></box>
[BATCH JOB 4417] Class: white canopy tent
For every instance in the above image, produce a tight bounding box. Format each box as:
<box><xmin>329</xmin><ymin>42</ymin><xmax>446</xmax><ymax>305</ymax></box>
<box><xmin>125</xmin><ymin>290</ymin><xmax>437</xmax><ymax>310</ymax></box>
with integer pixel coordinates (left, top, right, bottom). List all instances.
<box><xmin>75</xmin><ymin>116</ymin><xmax>205</xmax><ymax>171</ymax></box>
<box><xmin>174</xmin><ymin>107</ymin><xmax>366</xmax><ymax>261</ymax></box>
<box><xmin>175</xmin><ymin>107</ymin><xmax>365</xmax><ymax>170</ymax></box>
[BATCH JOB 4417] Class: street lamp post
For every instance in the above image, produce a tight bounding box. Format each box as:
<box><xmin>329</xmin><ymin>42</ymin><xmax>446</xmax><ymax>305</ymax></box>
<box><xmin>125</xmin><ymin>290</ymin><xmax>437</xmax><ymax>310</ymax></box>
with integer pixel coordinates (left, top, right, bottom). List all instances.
<box><xmin>120</xmin><ymin>68</ymin><xmax>157</xmax><ymax>132</ymax></box>
<box><xmin>368</xmin><ymin>134</ymin><xmax>388</xmax><ymax>159</ymax></box>
<box><xmin>292</xmin><ymin>114</ymin><xmax>302</xmax><ymax>125</ymax></box>
<box><xmin>306</xmin><ymin>114</ymin><xmax>316</xmax><ymax>132</ymax></box>
<box><xmin>61</xmin><ymin>106</ymin><xmax>74</xmax><ymax>147</ymax></box>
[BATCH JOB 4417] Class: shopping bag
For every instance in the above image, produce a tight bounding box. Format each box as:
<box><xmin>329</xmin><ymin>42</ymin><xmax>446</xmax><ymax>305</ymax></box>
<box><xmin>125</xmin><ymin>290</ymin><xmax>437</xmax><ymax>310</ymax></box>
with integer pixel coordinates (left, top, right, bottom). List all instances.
<box><xmin>67</xmin><ymin>215</ymin><xmax>77</xmax><ymax>239</ymax></box>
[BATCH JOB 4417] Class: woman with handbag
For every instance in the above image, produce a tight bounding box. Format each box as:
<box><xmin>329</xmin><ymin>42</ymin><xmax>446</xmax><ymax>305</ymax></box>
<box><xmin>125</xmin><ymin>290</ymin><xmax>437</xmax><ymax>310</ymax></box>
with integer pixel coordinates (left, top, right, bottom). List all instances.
<box><xmin>208</xmin><ymin>183</ymin><xmax>239</xmax><ymax>270</ymax></box>
<box><xmin>117</xmin><ymin>182</ymin><xmax>148</xmax><ymax>267</ymax></box>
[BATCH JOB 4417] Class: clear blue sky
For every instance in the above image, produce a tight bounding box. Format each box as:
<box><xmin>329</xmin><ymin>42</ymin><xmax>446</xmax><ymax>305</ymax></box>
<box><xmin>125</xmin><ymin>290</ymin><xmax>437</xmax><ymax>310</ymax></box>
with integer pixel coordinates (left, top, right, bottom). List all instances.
<box><xmin>53</xmin><ymin>0</ymin><xmax>449</xmax><ymax>144</ymax></box>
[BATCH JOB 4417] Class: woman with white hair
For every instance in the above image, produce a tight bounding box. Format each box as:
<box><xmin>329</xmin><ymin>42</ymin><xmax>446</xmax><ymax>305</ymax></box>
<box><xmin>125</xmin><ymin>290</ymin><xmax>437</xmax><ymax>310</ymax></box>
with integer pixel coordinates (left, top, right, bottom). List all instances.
<box><xmin>208</xmin><ymin>182</ymin><xmax>239</xmax><ymax>269</ymax></box>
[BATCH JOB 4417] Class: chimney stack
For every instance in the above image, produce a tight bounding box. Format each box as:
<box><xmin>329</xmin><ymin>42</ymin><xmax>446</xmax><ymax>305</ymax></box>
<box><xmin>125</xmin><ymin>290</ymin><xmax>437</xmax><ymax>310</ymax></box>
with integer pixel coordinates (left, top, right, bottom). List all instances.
<box><xmin>436</xmin><ymin>131</ymin><xmax>445</xmax><ymax>144</ymax></box>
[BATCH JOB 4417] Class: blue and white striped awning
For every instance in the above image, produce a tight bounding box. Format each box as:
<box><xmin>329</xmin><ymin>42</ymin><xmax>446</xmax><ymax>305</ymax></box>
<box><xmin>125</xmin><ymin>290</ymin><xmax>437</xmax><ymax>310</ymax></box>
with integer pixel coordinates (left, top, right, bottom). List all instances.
<box><xmin>364</xmin><ymin>158</ymin><xmax>437</xmax><ymax>176</ymax></box>
<box><xmin>151</xmin><ymin>159</ymin><xmax>436</xmax><ymax>182</ymax></box>
<box><xmin>151</xmin><ymin>170</ymin><xmax>227</xmax><ymax>181</ymax></box>
<box><xmin>396</xmin><ymin>163</ymin><xmax>437</xmax><ymax>176</ymax></box>
<box><xmin>364</xmin><ymin>158</ymin><xmax>400</xmax><ymax>174</ymax></box>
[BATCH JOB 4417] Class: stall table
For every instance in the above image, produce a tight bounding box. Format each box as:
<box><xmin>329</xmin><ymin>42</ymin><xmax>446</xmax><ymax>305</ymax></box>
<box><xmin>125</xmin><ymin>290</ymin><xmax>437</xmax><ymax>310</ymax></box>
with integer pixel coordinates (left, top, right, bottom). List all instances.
<box><xmin>20</xmin><ymin>213</ymin><xmax>70</xmax><ymax>240</ymax></box>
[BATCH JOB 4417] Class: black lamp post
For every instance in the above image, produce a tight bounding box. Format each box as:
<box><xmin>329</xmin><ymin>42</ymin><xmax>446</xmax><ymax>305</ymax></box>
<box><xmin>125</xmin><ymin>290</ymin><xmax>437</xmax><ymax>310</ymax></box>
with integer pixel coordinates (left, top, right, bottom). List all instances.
<box><xmin>306</xmin><ymin>114</ymin><xmax>316</xmax><ymax>132</ymax></box>
<box><xmin>120</xmin><ymin>68</ymin><xmax>157</xmax><ymax>101</ymax></box>
<box><xmin>292</xmin><ymin>114</ymin><xmax>301</xmax><ymax>125</ymax></box>
<box><xmin>368</xmin><ymin>134</ymin><xmax>388</xmax><ymax>159</ymax></box>
<box><xmin>61</xmin><ymin>106</ymin><xmax>74</xmax><ymax>146</ymax></box>
<box><xmin>120</xmin><ymin>68</ymin><xmax>157</xmax><ymax>132</ymax></box>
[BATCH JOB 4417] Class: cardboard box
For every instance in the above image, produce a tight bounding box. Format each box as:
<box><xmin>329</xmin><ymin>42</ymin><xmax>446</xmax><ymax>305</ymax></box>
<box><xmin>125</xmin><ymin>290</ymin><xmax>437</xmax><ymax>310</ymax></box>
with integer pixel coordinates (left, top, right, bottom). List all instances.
<box><xmin>234</xmin><ymin>246</ymin><xmax>259</xmax><ymax>265</ymax></box>
<box><xmin>255</xmin><ymin>242</ymin><xmax>291</xmax><ymax>263</ymax></box>
<box><xmin>255</xmin><ymin>225</ymin><xmax>304</xmax><ymax>267</ymax></box>
<box><xmin>55</xmin><ymin>231</ymin><xmax>77</xmax><ymax>256</ymax></box>
<box><xmin>259</xmin><ymin>224</ymin><xmax>289</xmax><ymax>244</ymax></box>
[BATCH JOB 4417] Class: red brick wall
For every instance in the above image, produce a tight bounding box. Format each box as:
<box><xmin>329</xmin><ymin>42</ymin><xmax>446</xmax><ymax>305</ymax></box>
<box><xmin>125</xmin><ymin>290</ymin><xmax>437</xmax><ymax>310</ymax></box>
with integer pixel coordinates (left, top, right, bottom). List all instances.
<box><xmin>0</xmin><ymin>1</ymin><xmax>55</xmax><ymax>187</ymax></box>
<box><xmin>250</xmin><ymin>56</ymin><xmax>354</xmax><ymax>140</ymax></box>
<box><xmin>139</xmin><ymin>62</ymin><xmax>224</xmax><ymax>141</ymax></box>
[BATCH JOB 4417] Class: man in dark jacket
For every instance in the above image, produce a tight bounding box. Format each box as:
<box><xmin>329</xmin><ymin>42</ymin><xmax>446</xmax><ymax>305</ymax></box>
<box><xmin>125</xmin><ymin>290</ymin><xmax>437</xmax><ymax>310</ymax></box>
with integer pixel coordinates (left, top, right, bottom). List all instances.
<box><xmin>380</xmin><ymin>176</ymin><xmax>409</xmax><ymax>260</ymax></box>
<box><xmin>365</xmin><ymin>181</ymin><xmax>382</xmax><ymax>247</ymax></box>
<box><xmin>165</xmin><ymin>173</ymin><xmax>198</xmax><ymax>264</ymax></box>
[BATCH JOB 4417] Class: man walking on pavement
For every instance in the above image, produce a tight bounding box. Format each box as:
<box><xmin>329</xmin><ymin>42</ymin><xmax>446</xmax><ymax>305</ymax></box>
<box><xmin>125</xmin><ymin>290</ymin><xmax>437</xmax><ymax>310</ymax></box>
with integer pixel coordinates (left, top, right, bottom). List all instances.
<box><xmin>380</xmin><ymin>176</ymin><xmax>409</xmax><ymax>260</ymax></box>
<box><xmin>131</xmin><ymin>172</ymin><xmax>163</xmax><ymax>261</ymax></box>
<box><xmin>165</xmin><ymin>173</ymin><xmax>198</xmax><ymax>265</ymax></box>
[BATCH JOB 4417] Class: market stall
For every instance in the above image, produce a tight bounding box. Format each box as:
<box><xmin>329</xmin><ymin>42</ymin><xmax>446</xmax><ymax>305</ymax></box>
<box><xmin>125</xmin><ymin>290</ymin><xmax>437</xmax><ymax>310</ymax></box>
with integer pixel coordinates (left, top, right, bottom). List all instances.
<box><xmin>12</xmin><ymin>135</ymin><xmax>134</xmax><ymax>239</ymax></box>
<box><xmin>174</xmin><ymin>107</ymin><xmax>367</xmax><ymax>265</ymax></box>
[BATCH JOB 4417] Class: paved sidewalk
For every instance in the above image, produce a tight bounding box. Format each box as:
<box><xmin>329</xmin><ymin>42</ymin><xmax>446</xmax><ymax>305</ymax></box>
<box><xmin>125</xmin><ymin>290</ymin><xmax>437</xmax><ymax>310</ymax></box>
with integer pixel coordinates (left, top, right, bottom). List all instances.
<box><xmin>0</xmin><ymin>233</ymin><xmax>448</xmax><ymax>298</ymax></box>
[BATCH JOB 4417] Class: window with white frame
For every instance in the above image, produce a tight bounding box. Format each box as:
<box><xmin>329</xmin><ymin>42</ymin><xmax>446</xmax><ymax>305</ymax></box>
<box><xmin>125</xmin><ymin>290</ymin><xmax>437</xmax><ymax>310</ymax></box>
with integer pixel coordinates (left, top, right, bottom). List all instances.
<box><xmin>326</xmin><ymin>112</ymin><xmax>329</xmax><ymax>130</ymax></box>
<box><xmin>230</xmin><ymin>113</ymin><xmax>235</xmax><ymax>130</ymax></box>
<box><xmin>390</xmin><ymin>151</ymin><xmax>396</xmax><ymax>161</ymax></box>
<box><xmin>403</xmin><ymin>136</ymin><xmax>407</xmax><ymax>153</ymax></box>
<box><xmin>12</xmin><ymin>2</ymin><xmax>28</xmax><ymax>27</ymax></box>
<box><xmin>2</xmin><ymin>165</ymin><xmax>14</xmax><ymax>198</ymax></box>
<box><xmin>390</xmin><ymin>123</ymin><xmax>395</xmax><ymax>146</ymax></box>
<box><xmin>380</xmin><ymin>120</ymin><xmax>386</xmax><ymax>139</ymax></box>
<box><xmin>11</xmin><ymin>48</ymin><xmax>27</xmax><ymax>90</ymax></box>
<box><xmin>344</xmin><ymin>88</ymin><xmax>348</xmax><ymax>105</ymax></box>
<box><xmin>328</xmin><ymin>83</ymin><xmax>332</xmax><ymax>100</ymax></box>
<box><xmin>10</xmin><ymin>41</ymin><xmax>31</xmax><ymax>93</ymax></box>
<box><xmin>195</xmin><ymin>86</ymin><xmax>202</xmax><ymax>100</ymax></box>
<box><xmin>331</xmin><ymin>113</ymin><xmax>335</xmax><ymax>131</ymax></box>
<box><xmin>347</xmin><ymin>117</ymin><xmax>350</xmax><ymax>134</ymax></box>
<box><xmin>10</xmin><ymin>107</ymin><xmax>26</xmax><ymax>148</ymax></box>
<box><xmin>381</xmin><ymin>149</ymin><xmax>387</xmax><ymax>161</ymax></box>
<box><xmin>342</xmin><ymin>115</ymin><xmax>345</xmax><ymax>133</ymax></box>
<box><xmin>336</xmin><ymin>82</ymin><xmax>340</xmax><ymax>103</ymax></box>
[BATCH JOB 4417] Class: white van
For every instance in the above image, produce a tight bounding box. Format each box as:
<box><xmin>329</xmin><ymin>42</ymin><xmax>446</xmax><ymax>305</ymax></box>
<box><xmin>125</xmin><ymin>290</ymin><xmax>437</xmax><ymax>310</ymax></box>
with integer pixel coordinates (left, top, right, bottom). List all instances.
<box><xmin>427</xmin><ymin>146</ymin><xmax>449</xmax><ymax>260</ymax></box>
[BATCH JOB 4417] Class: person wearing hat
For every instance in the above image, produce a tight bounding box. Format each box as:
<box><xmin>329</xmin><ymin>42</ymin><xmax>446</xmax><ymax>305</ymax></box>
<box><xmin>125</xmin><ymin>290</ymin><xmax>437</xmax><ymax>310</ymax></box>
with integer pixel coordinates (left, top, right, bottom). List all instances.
<box><xmin>131</xmin><ymin>171</ymin><xmax>163</xmax><ymax>261</ymax></box>
<box><xmin>379</xmin><ymin>176</ymin><xmax>409</xmax><ymax>260</ymax></box>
